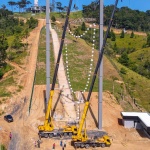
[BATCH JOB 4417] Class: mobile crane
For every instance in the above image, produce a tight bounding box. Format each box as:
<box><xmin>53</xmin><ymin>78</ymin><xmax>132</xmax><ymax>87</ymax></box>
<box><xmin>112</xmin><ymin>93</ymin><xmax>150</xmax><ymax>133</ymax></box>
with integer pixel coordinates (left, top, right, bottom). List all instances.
<box><xmin>38</xmin><ymin>0</ymin><xmax>78</xmax><ymax>138</ymax></box>
<box><xmin>71</xmin><ymin>0</ymin><xmax>119</xmax><ymax>148</ymax></box>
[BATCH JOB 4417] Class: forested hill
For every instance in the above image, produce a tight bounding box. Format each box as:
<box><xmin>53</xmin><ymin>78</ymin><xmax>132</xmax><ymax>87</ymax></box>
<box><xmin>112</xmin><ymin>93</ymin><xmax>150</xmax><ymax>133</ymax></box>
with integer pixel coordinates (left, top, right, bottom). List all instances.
<box><xmin>82</xmin><ymin>0</ymin><xmax>150</xmax><ymax>32</ymax></box>
<box><xmin>0</xmin><ymin>8</ymin><xmax>38</xmax><ymax>79</ymax></box>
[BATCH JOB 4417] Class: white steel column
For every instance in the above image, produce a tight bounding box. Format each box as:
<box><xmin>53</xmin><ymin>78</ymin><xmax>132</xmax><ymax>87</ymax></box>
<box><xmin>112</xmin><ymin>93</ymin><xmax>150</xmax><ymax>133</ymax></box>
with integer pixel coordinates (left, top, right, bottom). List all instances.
<box><xmin>46</xmin><ymin>0</ymin><xmax>50</xmax><ymax>105</ymax></box>
<box><xmin>98</xmin><ymin>0</ymin><xmax>103</xmax><ymax>129</ymax></box>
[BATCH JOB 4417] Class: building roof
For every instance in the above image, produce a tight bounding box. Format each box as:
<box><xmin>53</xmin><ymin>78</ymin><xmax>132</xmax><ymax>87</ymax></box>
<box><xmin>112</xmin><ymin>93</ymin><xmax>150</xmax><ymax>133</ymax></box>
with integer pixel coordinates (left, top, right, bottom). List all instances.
<box><xmin>121</xmin><ymin>112</ymin><xmax>150</xmax><ymax>127</ymax></box>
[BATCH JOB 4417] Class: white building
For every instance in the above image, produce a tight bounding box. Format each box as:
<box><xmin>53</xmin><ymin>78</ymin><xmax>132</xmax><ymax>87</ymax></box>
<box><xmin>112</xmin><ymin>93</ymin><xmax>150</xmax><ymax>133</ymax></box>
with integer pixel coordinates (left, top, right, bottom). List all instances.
<box><xmin>121</xmin><ymin>112</ymin><xmax>150</xmax><ymax>137</ymax></box>
<box><xmin>31</xmin><ymin>0</ymin><xmax>41</xmax><ymax>13</ymax></box>
<box><xmin>34</xmin><ymin>0</ymin><xmax>38</xmax><ymax>6</ymax></box>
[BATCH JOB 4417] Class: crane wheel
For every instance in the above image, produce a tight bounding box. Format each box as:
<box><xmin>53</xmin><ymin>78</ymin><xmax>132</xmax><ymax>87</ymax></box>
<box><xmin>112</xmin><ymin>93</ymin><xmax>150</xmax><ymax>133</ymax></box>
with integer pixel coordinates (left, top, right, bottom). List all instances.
<box><xmin>44</xmin><ymin>133</ymin><xmax>49</xmax><ymax>138</ymax></box>
<box><xmin>85</xmin><ymin>144</ymin><xmax>90</xmax><ymax>149</ymax></box>
<box><xmin>74</xmin><ymin>143</ymin><xmax>80</xmax><ymax>148</ymax></box>
<box><xmin>49</xmin><ymin>133</ymin><xmax>53</xmax><ymax>138</ymax></box>
<box><xmin>92</xmin><ymin>144</ymin><xmax>96</xmax><ymax>147</ymax></box>
<box><xmin>101</xmin><ymin>143</ymin><xmax>106</xmax><ymax>148</ymax></box>
<box><xmin>68</xmin><ymin>132</ymin><xmax>72</xmax><ymax>136</ymax></box>
<box><xmin>80</xmin><ymin>144</ymin><xmax>84</xmax><ymax>148</ymax></box>
<box><xmin>63</xmin><ymin>133</ymin><xmax>68</xmax><ymax>137</ymax></box>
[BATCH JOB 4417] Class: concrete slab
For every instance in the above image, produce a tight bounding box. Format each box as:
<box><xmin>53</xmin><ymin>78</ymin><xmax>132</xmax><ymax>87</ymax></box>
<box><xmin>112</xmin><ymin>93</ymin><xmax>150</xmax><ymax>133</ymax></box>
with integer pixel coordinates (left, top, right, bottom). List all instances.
<box><xmin>50</xmin><ymin>27</ymin><xmax>77</xmax><ymax>121</ymax></box>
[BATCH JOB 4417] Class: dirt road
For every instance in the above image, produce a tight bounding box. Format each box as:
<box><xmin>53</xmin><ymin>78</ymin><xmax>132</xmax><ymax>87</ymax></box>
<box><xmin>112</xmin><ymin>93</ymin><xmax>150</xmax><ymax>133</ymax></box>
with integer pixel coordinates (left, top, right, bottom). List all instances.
<box><xmin>0</xmin><ymin>19</ymin><xmax>45</xmax><ymax>150</ymax></box>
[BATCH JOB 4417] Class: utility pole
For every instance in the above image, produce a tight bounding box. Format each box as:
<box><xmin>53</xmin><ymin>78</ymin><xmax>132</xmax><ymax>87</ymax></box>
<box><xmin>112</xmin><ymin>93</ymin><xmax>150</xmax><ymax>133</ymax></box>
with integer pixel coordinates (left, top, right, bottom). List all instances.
<box><xmin>46</xmin><ymin>0</ymin><xmax>50</xmax><ymax>106</ymax></box>
<box><xmin>98</xmin><ymin>0</ymin><xmax>103</xmax><ymax>129</ymax></box>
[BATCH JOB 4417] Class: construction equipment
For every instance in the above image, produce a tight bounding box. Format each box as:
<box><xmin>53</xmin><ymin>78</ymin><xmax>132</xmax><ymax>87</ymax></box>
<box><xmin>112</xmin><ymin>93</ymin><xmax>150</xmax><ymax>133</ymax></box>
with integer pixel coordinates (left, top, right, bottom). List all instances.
<box><xmin>71</xmin><ymin>0</ymin><xmax>119</xmax><ymax>148</ymax></box>
<box><xmin>38</xmin><ymin>0</ymin><xmax>77</xmax><ymax>138</ymax></box>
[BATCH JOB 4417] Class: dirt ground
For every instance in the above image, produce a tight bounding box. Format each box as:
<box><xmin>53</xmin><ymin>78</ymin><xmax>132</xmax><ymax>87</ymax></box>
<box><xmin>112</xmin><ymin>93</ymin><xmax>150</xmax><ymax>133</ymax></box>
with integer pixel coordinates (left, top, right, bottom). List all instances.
<box><xmin>0</xmin><ymin>19</ymin><xmax>150</xmax><ymax>150</ymax></box>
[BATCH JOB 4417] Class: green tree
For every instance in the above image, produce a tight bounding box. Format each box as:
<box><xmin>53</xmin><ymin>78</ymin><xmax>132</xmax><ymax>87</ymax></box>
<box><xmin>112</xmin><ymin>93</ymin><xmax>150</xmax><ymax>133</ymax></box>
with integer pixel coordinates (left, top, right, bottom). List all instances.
<box><xmin>22</xmin><ymin>28</ymin><xmax>29</xmax><ymax>49</ymax></box>
<box><xmin>1</xmin><ymin>4</ymin><xmax>6</xmax><ymax>10</ymax></box>
<box><xmin>144</xmin><ymin>59</ymin><xmax>150</xmax><ymax>71</ymax></box>
<box><xmin>107</xmin><ymin>30</ymin><xmax>111</xmax><ymax>38</ymax></box>
<box><xmin>14</xmin><ymin>26</ymin><xmax>23</xmax><ymax>34</ymax></box>
<box><xmin>0</xmin><ymin>34</ymin><xmax>8</xmax><ymax>66</ymax></box>
<box><xmin>11</xmin><ymin>36</ymin><xmax>23</xmax><ymax>50</ymax></box>
<box><xmin>74</xmin><ymin>28</ymin><xmax>80</xmax><ymax>36</ymax></box>
<box><xmin>83</xmin><ymin>3</ymin><xmax>150</xmax><ymax>32</ymax></box>
<box><xmin>56</xmin><ymin>2</ymin><xmax>63</xmax><ymax>12</ymax></box>
<box><xmin>8</xmin><ymin>1</ymin><xmax>16</xmax><ymax>12</ymax></box>
<box><xmin>51</xmin><ymin>16</ymin><xmax>56</xmax><ymax>22</ymax></box>
<box><xmin>146</xmin><ymin>34</ymin><xmax>150</xmax><ymax>47</ymax></box>
<box><xmin>63</xmin><ymin>6</ymin><xmax>68</xmax><ymax>12</ymax></box>
<box><xmin>130</xmin><ymin>31</ymin><xmax>134</xmax><ymax>38</ymax></box>
<box><xmin>113</xmin><ymin>42</ymin><xmax>118</xmax><ymax>53</ymax></box>
<box><xmin>26</xmin><ymin>17</ymin><xmax>38</xmax><ymax>29</ymax></box>
<box><xmin>111</xmin><ymin>30</ymin><xmax>116</xmax><ymax>41</ymax></box>
<box><xmin>81</xmin><ymin>22</ymin><xmax>86</xmax><ymax>31</ymax></box>
<box><xmin>73</xmin><ymin>4</ymin><xmax>78</xmax><ymax>11</ymax></box>
<box><xmin>120</xmin><ymin>30</ymin><xmax>124</xmax><ymax>38</ymax></box>
<box><xmin>120</xmin><ymin>67</ymin><xmax>127</xmax><ymax>74</ymax></box>
<box><xmin>118</xmin><ymin>52</ymin><xmax>129</xmax><ymax>66</ymax></box>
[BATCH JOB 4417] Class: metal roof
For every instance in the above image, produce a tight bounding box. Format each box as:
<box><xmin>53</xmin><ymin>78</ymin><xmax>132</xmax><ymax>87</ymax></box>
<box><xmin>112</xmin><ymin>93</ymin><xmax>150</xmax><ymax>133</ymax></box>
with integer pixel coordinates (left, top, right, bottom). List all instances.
<box><xmin>121</xmin><ymin>112</ymin><xmax>150</xmax><ymax>127</ymax></box>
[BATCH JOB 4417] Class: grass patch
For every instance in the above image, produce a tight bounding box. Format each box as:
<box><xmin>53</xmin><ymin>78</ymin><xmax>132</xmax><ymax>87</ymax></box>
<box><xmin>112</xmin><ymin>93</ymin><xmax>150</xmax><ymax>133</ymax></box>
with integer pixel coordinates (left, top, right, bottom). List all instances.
<box><xmin>103</xmin><ymin>79</ymin><xmax>123</xmax><ymax>101</ymax></box>
<box><xmin>109</xmin><ymin>33</ymin><xmax>146</xmax><ymax>51</ymax></box>
<box><xmin>0</xmin><ymin>63</ymin><xmax>13</xmax><ymax>73</ymax></box>
<box><xmin>7</xmin><ymin>50</ymin><xmax>27</xmax><ymax>64</ymax></box>
<box><xmin>55</xmin><ymin>27</ymin><xmax>123</xmax><ymax>95</ymax></box>
<box><xmin>112</xmin><ymin>59</ymin><xmax>150</xmax><ymax>111</ymax></box>
<box><xmin>16</xmin><ymin>85</ymin><xmax>23</xmax><ymax>92</ymax></box>
<box><xmin>0</xmin><ymin>89</ymin><xmax>11</xmax><ymax>97</ymax></box>
<box><xmin>129</xmin><ymin>47</ymin><xmax>150</xmax><ymax>62</ymax></box>
<box><xmin>0</xmin><ymin>76</ymin><xmax>15</xmax><ymax>86</ymax></box>
<box><xmin>0</xmin><ymin>76</ymin><xmax>15</xmax><ymax>97</ymax></box>
<box><xmin>0</xmin><ymin>64</ymin><xmax>13</xmax><ymax>79</ymax></box>
<box><xmin>63</xmin><ymin>34</ymin><xmax>97</xmax><ymax>92</ymax></box>
<box><xmin>14</xmin><ymin>12</ymin><xmax>46</xmax><ymax>19</ymax></box>
<box><xmin>0</xmin><ymin>65</ymin><xmax>14</xmax><ymax>97</ymax></box>
<box><xmin>14</xmin><ymin>11</ymin><xmax>83</xmax><ymax>20</ymax></box>
<box><xmin>69</xmin><ymin>11</ymin><xmax>83</xmax><ymax>19</ymax></box>
<box><xmin>0</xmin><ymin>144</ymin><xmax>6</xmax><ymax>150</ymax></box>
<box><xmin>7</xmin><ymin>36</ymin><xmax>15</xmax><ymax>46</ymax></box>
<box><xmin>35</xmin><ymin>27</ymin><xmax>55</xmax><ymax>84</ymax></box>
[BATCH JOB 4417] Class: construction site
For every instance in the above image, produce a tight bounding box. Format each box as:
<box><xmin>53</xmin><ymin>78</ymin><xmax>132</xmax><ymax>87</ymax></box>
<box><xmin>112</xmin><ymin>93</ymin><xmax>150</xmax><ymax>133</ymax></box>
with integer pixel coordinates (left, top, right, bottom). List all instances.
<box><xmin>0</xmin><ymin>0</ymin><xmax>150</xmax><ymax>150</ymax></box>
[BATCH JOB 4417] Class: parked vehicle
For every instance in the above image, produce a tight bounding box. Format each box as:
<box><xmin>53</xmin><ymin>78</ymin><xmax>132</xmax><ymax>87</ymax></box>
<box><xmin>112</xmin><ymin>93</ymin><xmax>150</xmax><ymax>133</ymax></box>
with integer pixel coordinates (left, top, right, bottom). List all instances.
<box><xmin>4</xmin><ymin>115</ymin><xmax>13</xmax><ymax>122</ymax></box>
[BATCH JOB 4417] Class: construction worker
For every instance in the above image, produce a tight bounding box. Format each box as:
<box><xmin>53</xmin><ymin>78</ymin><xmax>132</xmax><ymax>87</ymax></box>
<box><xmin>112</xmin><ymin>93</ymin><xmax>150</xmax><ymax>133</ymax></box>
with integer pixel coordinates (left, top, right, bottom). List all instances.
<box><xmin>53</xmin><ymin>143</ymin><xmax>55</xmax><ymax>149</ymax></box>
<box><xmin>60</xmin><ymin>140</ymin><xmax>63</xmax><ymax>147</ymax></box>
<box><xmin>9</xmin><ymin>132</ymin><xmax>12</xmax><ymax>140</ymax></box>
<box><xmin>64</xmin><ymin>141</ymin><xmax>66</xmax><ymax>148</ymax></box>
<box><xmin>37</xmin><ymin>140</ymin><xmax>40</xmax><ymax>148</ymax></box>
<box><xmin>62</xmin><ymin>145</ymin><xmax>64</xmax><ymax>150</ymax></box>
<box><xmin>34</xmin><ymin>141</ymin><xmax>37</xmax><ymax>147</ymax></box>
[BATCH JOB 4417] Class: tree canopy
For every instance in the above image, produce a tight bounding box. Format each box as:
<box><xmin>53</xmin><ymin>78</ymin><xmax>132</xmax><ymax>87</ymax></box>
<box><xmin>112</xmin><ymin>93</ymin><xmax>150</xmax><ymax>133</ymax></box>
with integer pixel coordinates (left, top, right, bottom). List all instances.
<box><xmin>0</xmin><ymin>34</ymin><xmax>8</xmax><ymax>66</ymax></box>
<box><xmin>82</xmin><ymin>0</ymin><xmax>150</xmax><ymax>31</ymax></box>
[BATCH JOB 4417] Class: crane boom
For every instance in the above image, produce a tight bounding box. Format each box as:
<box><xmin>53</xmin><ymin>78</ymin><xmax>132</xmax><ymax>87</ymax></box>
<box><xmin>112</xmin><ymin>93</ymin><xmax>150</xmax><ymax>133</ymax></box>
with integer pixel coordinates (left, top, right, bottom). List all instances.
<box><xmin>38</xmin><ymin>0</ymin><xmax>73</xmax><ymax>132</ymax></box>
<box><xmin>51</xmin><ymin>0</ymin><xmax>73</xmax><ymax>91</ymax></box>
<box><xmin>73</xmin><ymin>0</ymin><xmax>119</xmax><ymax>141</ymax></box>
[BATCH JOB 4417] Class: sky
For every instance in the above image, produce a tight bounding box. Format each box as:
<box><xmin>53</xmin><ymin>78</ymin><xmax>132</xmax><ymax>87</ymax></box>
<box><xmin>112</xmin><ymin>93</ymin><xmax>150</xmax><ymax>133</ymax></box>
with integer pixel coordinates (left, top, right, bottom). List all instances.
<box><xmin>0</xmin><ymin>0</ymin><xmax>150</xmax><ymax>12</ymax></box>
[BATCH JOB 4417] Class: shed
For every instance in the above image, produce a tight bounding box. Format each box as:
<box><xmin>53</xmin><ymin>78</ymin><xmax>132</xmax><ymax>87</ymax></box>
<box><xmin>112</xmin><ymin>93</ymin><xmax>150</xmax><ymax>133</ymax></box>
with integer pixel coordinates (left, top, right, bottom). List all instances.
<box><xmin>121</xmin><ymin>112</ymin><xmax>150</xmax><ymax>136</ymax></box>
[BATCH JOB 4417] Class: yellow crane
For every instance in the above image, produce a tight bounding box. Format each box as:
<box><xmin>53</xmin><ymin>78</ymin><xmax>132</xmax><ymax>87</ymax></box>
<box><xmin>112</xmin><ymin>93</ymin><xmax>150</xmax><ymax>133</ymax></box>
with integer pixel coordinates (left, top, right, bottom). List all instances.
<box><xmin>38</xmin><ymin>0</ymin><xmax>78</xmax><ymax>138</ymax></box>
<box><xmin>71</xmin><ymin>0</ymin><xmax>119</xmax><ymax>148</ymax></box>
